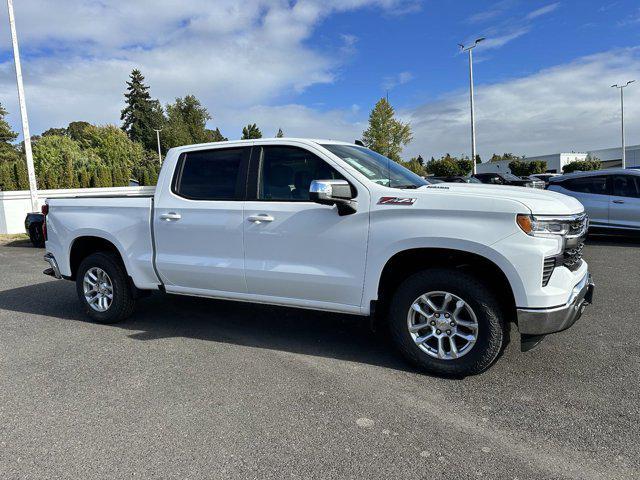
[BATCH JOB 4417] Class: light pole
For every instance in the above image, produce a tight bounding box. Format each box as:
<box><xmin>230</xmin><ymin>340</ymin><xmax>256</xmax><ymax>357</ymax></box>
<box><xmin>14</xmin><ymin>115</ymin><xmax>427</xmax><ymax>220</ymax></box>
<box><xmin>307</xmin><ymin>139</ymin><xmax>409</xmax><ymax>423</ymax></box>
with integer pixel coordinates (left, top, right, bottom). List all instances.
<box><xmin>7</xmin><ymin>0</ymin><xmax>38</xmax><ymax>211</ymax></box>
<box><xmin>459</xmin><ymin>37</ymin><xmax>485</xmax><ymax>174</ymax></box>
<box><xmin>611</xmin><ymin>80</ymin><xmax>635</xmax><ymax>169</ymax></box>
<box><xmin>153</xmin><ymin>128</ymin><xmax>162</xmax><ymax>164</ymax></box>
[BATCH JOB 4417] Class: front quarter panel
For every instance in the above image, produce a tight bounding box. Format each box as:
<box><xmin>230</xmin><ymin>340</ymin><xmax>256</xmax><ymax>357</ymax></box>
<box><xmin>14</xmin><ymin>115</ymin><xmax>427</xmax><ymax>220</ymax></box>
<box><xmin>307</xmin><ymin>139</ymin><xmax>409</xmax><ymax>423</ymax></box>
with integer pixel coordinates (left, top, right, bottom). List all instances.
<box><xmin>363</xmin><ymin>187</ymin><xmax>530</xmax><ymax>309</ymax></box>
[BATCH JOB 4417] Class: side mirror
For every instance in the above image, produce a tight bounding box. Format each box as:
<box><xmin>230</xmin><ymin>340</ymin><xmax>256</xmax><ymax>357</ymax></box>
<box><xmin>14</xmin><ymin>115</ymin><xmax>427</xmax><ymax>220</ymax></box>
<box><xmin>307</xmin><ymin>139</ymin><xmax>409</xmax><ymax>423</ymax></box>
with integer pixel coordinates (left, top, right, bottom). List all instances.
<box><xmin>309</xmin><ymin>180</ymin><xmax>357</xmax><ymax>216</ymax></box>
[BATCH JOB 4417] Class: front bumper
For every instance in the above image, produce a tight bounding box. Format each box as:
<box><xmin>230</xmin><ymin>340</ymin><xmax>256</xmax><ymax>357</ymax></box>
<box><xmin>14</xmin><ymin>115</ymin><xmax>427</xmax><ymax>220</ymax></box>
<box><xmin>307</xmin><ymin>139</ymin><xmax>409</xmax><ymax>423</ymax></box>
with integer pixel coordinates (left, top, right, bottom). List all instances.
<box><xmin>517</xmin><ymin>272</ymin><xmax>594</xmax><ymax>336</ymax></box>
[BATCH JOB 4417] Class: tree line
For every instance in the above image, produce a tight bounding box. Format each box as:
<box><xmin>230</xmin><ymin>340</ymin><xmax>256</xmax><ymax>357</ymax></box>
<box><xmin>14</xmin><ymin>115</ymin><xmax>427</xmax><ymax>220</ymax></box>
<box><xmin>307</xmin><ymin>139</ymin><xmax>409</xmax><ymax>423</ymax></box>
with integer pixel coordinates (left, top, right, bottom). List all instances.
<box><xmin>0</xmin><ymin>69</ymin><xmax>603</xmax><ymax>192</ymax></box>
<box><xmin>0</xmin><ymin>69</ymin><xmax>285</xmax><ymax>191</ymax></box>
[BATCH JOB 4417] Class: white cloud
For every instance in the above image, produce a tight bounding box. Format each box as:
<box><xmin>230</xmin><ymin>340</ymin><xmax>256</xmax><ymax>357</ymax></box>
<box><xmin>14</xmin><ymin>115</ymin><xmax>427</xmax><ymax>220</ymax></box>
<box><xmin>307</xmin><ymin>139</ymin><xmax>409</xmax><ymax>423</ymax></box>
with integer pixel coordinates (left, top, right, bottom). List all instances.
<box><xmin>402</xmin><ymin>48</ymin><xmax>640</xmax><ymax>161</ymax></box>
<box><xmin>526</xmin><ymin>3</ymin><xmax>560</xmax><ymax>20</ymax></box>
<box><xmin>382</xmin><ymin>71</ymin><xmax>414</xmax><ymax>90</ymax></box>
<box><xmin>480</xmin><ymin>27</ymin><xmax>530</xmax><ymax>50</ymax></box>
<box><xmin>0</xmin><ymin>0</ymin><xmax>416</xmax><ymax>136</ymax></box>
<box><xmin>464</xmin><ymin>1</ymin><xmax>559</xmax><ymax>51</ymax></box>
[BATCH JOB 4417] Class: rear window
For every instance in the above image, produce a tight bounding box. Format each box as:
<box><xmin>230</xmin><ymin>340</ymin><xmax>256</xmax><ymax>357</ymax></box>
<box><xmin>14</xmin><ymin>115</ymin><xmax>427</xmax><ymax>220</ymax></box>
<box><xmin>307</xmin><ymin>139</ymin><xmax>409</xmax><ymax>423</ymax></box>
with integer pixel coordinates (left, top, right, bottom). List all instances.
<box><xmin>173</xmin><ymin>148</ymin><xmax>245</xmax><ymax>200</ymax></box>
<box><xmin>560</xmin><ymin>176</ymin><xmax>608</xmax><ymax>195</ymax></box>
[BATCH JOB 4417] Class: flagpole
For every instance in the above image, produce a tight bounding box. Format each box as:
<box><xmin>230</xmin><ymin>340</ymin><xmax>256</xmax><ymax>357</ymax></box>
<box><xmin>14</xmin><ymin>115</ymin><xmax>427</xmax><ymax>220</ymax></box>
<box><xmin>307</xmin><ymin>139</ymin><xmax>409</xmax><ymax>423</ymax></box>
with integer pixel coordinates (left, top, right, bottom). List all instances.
<box><xmin>7</xmin><ymin>0</ymin><xmax>38</xmax><ymax>210</ymax></box>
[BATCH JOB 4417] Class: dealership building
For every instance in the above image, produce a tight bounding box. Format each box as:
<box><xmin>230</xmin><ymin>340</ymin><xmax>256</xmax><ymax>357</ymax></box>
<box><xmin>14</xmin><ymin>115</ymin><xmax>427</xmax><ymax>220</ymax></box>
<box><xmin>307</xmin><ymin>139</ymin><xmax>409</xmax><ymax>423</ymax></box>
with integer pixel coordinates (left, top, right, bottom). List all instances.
<box><xmin>476</xmin><ymin>144</ymin><xmax>640</xmax><ymax>174</ymax></box>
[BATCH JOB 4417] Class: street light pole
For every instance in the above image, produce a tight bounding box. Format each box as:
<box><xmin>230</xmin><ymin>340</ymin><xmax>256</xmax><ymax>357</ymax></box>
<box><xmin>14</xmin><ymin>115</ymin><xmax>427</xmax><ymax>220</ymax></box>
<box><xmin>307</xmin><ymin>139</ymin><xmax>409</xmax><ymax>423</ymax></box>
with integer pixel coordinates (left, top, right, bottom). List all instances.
<box><xmin>611</xmin><ymin>80</ymin><xmax>635</xmax><ymax>169</ymax></box>
<box><xmin>7</xmin><ymin>0</ymin><xmax>38</xmax><ymax>211</ymax></box>
<box><xmin>153</xmin><ymin>129</ymin><xmax>162</xmax><ymax>164</ymax></box>
<box><xmin>459</xmin><ymin>37</ymin><xmax>485</xmax><ymax>174</ymax></box>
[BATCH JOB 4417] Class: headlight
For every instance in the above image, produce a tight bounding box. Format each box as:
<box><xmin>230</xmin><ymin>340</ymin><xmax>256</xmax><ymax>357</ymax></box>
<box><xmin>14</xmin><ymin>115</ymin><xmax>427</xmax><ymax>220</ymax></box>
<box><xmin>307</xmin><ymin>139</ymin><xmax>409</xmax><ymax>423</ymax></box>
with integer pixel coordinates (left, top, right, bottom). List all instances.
<box><xmin>516</xmin><ymin>214</ymin><xmax>586</xmax><ymax>238</ymax></box>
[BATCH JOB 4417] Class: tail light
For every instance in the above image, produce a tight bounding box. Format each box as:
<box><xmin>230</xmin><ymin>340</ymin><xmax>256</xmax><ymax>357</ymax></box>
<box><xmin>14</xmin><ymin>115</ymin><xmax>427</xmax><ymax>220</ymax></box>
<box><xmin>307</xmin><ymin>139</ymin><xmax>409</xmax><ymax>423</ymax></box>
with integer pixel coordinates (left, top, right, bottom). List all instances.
<box><xmin>41</xmin><ymin>204</ymin><xmax>48</xmax><ymax>241</ymax></box>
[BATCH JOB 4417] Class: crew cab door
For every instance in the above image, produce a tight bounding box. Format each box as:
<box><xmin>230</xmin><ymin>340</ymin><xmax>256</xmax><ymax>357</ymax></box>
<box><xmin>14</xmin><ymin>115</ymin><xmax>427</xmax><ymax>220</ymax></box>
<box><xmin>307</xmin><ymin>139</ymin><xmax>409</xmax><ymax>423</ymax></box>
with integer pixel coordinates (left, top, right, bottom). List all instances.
<box><xmin>242</xmin><ymin>144</ymin><xmax>370</xmax><ymax>311</ymax></box>
<box><xmin>153</xmin><ymin>145</ymin><xmax>250</xmax><ymax>294</ymax></box>
<box><xmin>609</xmin><ymin>174</ymin><xmax>640</xmax><ymax>230</ymax></box>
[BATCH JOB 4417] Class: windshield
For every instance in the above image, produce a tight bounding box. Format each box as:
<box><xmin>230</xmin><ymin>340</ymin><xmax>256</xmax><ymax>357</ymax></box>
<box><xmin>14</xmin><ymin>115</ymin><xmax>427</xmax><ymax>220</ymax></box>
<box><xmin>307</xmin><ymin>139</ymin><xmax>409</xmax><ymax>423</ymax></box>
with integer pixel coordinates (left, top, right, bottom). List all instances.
<box><xmin>321</xmin><ymin>144</ymin><xmax>428</xmax><ymax>189</ymax></box>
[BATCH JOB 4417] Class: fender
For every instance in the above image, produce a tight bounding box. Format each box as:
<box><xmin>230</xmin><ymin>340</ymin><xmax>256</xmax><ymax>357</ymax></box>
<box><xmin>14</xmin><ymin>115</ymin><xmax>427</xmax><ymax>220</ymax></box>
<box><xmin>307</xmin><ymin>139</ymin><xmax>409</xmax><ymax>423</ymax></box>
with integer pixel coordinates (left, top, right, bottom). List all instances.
<box><xmin>361</xmin><ymin>236</ymin><xmax>527</xmax><ymax>314</ymax></box>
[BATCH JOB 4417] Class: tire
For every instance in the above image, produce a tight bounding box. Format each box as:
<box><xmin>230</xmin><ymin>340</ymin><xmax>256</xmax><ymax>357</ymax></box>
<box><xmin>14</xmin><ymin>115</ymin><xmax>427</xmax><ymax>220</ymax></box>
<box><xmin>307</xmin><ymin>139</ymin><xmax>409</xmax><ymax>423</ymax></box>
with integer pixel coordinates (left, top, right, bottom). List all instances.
<box><xmin>388</xmin><ymin>268</ymin><xmax>505</xmax><ymax>377</ymax></box>
<box><xmin>29</xmin><ymin>224</ymin><xmax>45</xmax><ymax>248</ymax></box>
<box><xmin>75</xmin><ymin>252</ymin><xmax>135</xmax><ymax>324</ymax></box>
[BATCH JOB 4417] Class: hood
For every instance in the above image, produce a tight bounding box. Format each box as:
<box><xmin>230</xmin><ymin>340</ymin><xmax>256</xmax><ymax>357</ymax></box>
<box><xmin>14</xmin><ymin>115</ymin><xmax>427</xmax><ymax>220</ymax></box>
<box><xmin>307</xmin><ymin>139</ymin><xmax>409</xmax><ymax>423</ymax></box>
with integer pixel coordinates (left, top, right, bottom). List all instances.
<box><xmin>419</xmin><ymin>183</ymin><xmax>584</xmax><ymax>215</ymax></box>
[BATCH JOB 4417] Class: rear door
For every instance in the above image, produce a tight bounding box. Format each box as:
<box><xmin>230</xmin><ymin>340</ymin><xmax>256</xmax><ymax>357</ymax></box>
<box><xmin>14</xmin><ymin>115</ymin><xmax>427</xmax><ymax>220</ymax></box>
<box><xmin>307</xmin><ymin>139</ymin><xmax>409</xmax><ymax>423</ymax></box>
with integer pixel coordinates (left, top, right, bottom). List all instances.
<box><xmin>552</xmin><ymin>175</ymin><xmax>610</xmax><ymax>228</ymax></box>
<box><xmin>153</xmin><ymin>145</ymin><xmax>250</xmax><ymax>294</ymax></box>
<box><xmin>609</xmin><ymin>174</ymin><xmax>640</xmax><ymax>230</ymax></box>
<box><xmin>242</xmin><ymin>144</ymin><xmax>370</xmax><ymax>310</ymax></box>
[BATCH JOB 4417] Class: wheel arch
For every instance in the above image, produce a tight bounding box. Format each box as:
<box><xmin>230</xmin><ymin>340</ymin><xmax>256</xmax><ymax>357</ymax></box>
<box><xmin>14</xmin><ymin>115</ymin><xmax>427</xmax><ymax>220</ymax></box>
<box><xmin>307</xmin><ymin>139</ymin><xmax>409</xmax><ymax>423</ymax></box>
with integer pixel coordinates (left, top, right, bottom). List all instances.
<box><xmin>372</xmin><ymin>247</ymin><xmax>518</xmax><ymax>323</ymax></box>
<box><xmin>68</xmin><ymin>235</ymin><xmax>127</xmax><ymax>281</ymax></box>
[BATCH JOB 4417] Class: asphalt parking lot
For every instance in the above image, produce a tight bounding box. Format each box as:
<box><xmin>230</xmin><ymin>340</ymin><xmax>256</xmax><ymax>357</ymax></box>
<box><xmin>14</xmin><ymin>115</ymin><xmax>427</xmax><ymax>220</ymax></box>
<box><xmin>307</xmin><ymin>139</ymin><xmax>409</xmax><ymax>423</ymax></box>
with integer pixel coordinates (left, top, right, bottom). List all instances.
<box><xmin>0</xmin><ymin>236</ymin><xmax>638</xmax><ymax>479</ymax></box>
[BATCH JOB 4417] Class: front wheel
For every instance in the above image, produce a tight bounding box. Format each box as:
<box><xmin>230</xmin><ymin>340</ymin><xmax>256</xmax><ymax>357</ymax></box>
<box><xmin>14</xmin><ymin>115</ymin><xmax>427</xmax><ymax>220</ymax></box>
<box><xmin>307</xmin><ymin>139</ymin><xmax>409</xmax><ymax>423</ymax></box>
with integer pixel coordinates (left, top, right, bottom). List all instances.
<box><xmin>388</xmin><ymin>268</ymin><xmax>506</xmax><ymax>377</ymax></box>
<box><xmin>76</xmin><ymin>252</ymin><xmax>135</xmax><ymax>324</ymax></box>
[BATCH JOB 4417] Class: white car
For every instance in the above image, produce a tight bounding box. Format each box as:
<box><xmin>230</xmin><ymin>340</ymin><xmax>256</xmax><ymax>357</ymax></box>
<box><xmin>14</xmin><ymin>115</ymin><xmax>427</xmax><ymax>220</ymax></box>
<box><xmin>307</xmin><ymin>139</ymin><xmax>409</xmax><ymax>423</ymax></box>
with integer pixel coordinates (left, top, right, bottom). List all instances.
<box><xmin>42</xmin><ymin>139</ymin><xmax>594</xmax><ymax>376</ymax></box>
<box><xmin>547</xmin><ymin>169</ymin><xmax>640</xmax><ymax>232</ymax></box>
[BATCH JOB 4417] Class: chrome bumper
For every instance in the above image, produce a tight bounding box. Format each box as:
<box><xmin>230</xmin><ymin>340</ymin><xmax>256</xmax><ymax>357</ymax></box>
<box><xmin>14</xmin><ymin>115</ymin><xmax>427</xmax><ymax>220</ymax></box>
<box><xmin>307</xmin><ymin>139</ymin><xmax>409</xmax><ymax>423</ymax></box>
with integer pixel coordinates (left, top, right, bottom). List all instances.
<box><xmin>517</xmin><ymin>273</ymin><xmax>594</xmax><ymax>336</ymax></box>
<box><xmin>43</xmin><ymin>253</ymin><xmax>62</xmax><ymax>279</ymax></box>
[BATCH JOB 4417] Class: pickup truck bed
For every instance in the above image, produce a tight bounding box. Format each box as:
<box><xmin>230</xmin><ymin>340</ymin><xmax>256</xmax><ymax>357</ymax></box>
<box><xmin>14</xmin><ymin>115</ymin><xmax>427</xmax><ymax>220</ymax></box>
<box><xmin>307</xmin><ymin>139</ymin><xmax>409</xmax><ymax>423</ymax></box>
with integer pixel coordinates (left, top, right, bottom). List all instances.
<box><xmin>45</xmin><ymin>196</ymin><xmax>160</xmax><ymax>290</ymax></box>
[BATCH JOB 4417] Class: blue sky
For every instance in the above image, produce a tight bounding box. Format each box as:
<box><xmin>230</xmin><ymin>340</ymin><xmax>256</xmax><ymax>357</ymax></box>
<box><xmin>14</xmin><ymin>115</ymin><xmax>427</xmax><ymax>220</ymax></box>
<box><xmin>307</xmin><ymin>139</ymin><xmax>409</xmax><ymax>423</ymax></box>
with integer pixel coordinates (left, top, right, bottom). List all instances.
<box><xmin>0</xmin><ymin>0</ymin><xmax>639</xmax><ymax>160</ymax></box>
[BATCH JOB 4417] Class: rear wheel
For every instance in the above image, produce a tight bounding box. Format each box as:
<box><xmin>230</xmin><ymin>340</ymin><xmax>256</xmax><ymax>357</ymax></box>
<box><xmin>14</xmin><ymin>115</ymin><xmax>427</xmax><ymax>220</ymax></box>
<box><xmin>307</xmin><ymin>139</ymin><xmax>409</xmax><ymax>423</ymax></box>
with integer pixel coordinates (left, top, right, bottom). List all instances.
<box><xmin>388</xmin><ymin>268</ymin><xmax>505</xmax><ymax>377</ymax></box>
<box><xmin>76</xmin><ymin>252</ymin><xmax>135</xmax><ymax>324</ymax></box>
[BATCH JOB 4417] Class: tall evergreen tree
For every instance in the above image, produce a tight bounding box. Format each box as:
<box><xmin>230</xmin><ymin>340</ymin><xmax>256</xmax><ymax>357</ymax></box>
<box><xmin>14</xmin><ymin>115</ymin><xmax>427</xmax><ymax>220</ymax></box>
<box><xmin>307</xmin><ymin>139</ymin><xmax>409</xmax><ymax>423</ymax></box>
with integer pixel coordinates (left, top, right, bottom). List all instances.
<box><xmin>0</xmin><ymin>103</ymin><xmax>17</xmax><ymax>144</ymax></box>
<box><xmin>361</xmin><ymin>98</ymin><xmax>412</xmax><ymax>162</ymax></box>
<box><xmin>0</xmin><ymin>103</ymin><xmax>21</xmax><ymax>163</ymax></box>
<box><xmin>120</xmin><ymin>69</ymin><xmax>164</xmax><ymax>151</ymax></box>
<box><xmin>241</xmin><ymin>123</ymin><xmax>262</xmax><ymax>140</ymax></box>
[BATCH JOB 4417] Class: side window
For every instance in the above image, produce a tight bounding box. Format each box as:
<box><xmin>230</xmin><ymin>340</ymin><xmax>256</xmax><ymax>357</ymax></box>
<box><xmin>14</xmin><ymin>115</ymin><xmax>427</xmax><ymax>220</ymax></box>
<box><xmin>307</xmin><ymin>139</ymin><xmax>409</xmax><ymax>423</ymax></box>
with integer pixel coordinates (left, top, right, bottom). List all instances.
<box><xmin>612</xmin><ymin>175</ymin><xmax>640</xmax><ymax>198</ymax></box>
<box><xmin>562</xmin><ymin>176</ymin><xmax>608</xmax><ymax>195</ymax></box>
<box><xmin>173</xmin><ymin>148</ymin><xmax>245</xmax><ymax>200</ymax></box>
<box><xmin>259</xmin><ymin>146</ymin><xmax>345</xmax><ymax>201</ymax></box>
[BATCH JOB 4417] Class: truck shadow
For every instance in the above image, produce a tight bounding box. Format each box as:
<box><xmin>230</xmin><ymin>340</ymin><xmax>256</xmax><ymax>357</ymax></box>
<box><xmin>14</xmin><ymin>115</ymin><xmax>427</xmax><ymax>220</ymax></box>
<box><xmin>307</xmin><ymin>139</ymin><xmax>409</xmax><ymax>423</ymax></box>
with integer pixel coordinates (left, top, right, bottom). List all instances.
<box><xmin>0</xmin><ymin>280</ymin><xmax>420</xmax><ymax>374</ymax></box>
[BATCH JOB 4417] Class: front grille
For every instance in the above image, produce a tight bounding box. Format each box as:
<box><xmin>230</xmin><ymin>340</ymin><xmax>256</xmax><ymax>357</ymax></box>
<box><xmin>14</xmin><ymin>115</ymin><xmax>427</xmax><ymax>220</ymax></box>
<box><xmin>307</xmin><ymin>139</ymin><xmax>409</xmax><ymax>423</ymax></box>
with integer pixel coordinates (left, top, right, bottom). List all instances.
<box><xmin>563</xmin><ymin>242</ymin><xmax>584</xmax><ymax>271</ymax></box>
<box><xmin>567</xmin><ymin>213</ymin><xmax>589</xmax><ymax>238</ymax></box>
<box><xmin>542</xmin><ymin>257</ymin><xmax>556</xmax><ymax>286</ymax></box>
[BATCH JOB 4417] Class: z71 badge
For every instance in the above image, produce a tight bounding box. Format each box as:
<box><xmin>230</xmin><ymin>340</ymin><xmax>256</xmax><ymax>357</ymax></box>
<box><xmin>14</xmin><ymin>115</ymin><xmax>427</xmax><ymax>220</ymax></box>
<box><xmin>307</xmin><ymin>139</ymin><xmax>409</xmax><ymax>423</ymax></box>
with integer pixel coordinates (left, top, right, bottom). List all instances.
<box><xmin>377</xmin><ymin>197</ymin><xmax>417</xmax><ymax>205</ymax></box>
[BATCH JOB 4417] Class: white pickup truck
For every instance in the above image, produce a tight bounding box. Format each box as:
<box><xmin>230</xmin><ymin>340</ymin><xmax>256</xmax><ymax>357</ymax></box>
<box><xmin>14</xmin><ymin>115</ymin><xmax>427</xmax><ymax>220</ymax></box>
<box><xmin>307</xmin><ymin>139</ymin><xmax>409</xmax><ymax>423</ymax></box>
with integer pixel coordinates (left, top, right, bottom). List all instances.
<box><xmin>42</xmin><ymin>139</ymin><xmax>594</xmax><ymax>376</ymax></box>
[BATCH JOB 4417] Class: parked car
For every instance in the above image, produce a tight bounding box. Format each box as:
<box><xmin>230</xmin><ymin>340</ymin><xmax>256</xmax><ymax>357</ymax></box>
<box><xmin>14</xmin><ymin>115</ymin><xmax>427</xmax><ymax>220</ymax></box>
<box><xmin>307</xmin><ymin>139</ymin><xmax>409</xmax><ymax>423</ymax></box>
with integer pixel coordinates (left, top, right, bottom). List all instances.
<box><xmin>530</xmin><ymin>173</ymin><xmax>561</xmax><ymax>185</ymax></box>
<box><xmin>431</xmin><ymin>176</ymin><xmax>482</xmax><ymax>184</ymax></box>
<box><xmin>547</xmin><ymin>168</ymin><xmax>640</xmax><ymax>232</ymax></box>
<box><xmin>24</xmin><ymin>212</ymin><xmax>45</xmax><ymax>247</ymax></box>
<box><xmin>473</xmin><ymin>172</ymin><xmax>545</xmax><ymax>189</ymax></box>
<box><xmin>41</xmin><ymin>139</ymin><xmax>594</xmax><ymax>377</ymax></box>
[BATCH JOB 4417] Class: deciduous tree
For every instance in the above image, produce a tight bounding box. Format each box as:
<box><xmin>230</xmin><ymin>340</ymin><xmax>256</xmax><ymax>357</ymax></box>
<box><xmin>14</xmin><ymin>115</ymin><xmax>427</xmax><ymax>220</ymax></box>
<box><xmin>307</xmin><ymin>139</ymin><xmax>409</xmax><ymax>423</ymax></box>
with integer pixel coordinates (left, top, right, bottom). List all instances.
<box><xmin>361</xmin><ymin>98</ymin><xmax>412</xmax><ymax>162</ymax></box>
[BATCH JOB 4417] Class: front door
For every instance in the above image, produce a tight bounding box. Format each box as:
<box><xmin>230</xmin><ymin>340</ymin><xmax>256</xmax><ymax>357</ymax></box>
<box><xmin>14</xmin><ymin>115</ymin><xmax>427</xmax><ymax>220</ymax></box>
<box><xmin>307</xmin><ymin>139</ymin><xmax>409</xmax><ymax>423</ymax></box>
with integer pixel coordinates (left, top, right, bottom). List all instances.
<box><xmin>243</xmin><ymin>145</ymin><xmax>370</xmax><ymax>310</ymax></box>
<box><xmin>154</xmin><ymin>145</ymin><xmax>250</xmax><ymax>294</ymax></box>
<box><xmin>609</xmin><ymin>174</ymin><xmax>640</xmax><ymax>230</ymax></box>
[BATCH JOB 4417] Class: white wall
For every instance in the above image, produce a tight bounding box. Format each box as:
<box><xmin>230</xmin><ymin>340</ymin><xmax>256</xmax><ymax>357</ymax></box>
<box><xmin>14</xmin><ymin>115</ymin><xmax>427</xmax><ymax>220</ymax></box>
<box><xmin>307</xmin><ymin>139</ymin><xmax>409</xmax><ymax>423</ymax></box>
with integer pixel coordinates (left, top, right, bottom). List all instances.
<box><xmin>0</xmin><ymin>186</ymin><xmax>155</xmax><ymax>234</ymax></box>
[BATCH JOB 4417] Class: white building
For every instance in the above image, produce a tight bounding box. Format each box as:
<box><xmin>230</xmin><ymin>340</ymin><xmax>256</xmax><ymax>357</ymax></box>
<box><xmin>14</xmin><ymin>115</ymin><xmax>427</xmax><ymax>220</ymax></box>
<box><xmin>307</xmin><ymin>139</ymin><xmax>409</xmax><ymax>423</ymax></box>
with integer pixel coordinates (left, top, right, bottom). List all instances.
<box><xmin>476</xmin><ymin>145</ymin><xmax>640</xmax><ymax>174</ymax></box>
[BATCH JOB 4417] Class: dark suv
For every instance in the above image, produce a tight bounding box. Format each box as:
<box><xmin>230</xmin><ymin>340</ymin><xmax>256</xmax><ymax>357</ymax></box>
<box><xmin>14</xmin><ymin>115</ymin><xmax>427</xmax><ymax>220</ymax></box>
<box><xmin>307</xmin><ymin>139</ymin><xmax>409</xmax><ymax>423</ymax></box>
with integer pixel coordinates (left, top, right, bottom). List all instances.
<box><xmin>473</xmin><ymin>172</ymin><xmax>544</xmax><ymax>189</ymax></box>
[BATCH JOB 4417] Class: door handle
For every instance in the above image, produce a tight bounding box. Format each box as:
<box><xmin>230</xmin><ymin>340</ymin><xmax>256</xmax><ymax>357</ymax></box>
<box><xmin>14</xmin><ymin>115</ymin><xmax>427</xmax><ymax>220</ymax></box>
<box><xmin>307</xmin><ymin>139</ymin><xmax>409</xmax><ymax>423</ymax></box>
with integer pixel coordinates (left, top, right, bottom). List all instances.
<box><xmin>613</xmin><ymin>200</ymin><xmax>625</xmax><ymax>204</ymax></box>
<box><xmin>247</xmin><ymin>214</ymin><xmax>274</xmax><ymax>224</ymax></box>
<box><xmin>160</xmin><ymin>212</ymin><xmax>182</xmax><ymax>221</ymax></box>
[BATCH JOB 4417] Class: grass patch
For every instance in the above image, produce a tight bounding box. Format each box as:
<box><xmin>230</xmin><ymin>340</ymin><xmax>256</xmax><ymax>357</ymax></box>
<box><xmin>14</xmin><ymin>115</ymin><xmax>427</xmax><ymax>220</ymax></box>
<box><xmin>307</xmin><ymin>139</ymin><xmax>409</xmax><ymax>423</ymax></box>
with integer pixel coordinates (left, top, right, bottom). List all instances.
<box><xmin>0</xmin><ymin>233</ymin><xmax>29</xmax><ymax>244</ymax></box>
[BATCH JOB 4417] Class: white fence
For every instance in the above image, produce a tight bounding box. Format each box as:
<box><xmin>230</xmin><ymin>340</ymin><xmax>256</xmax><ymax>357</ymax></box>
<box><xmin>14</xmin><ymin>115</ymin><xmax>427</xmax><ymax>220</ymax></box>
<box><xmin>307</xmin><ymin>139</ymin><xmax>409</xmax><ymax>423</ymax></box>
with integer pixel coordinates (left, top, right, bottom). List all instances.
<box><xmin>0</xmin><ymin>186</ymin><xmax>155</xmax><ymax>234</ymax></box>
